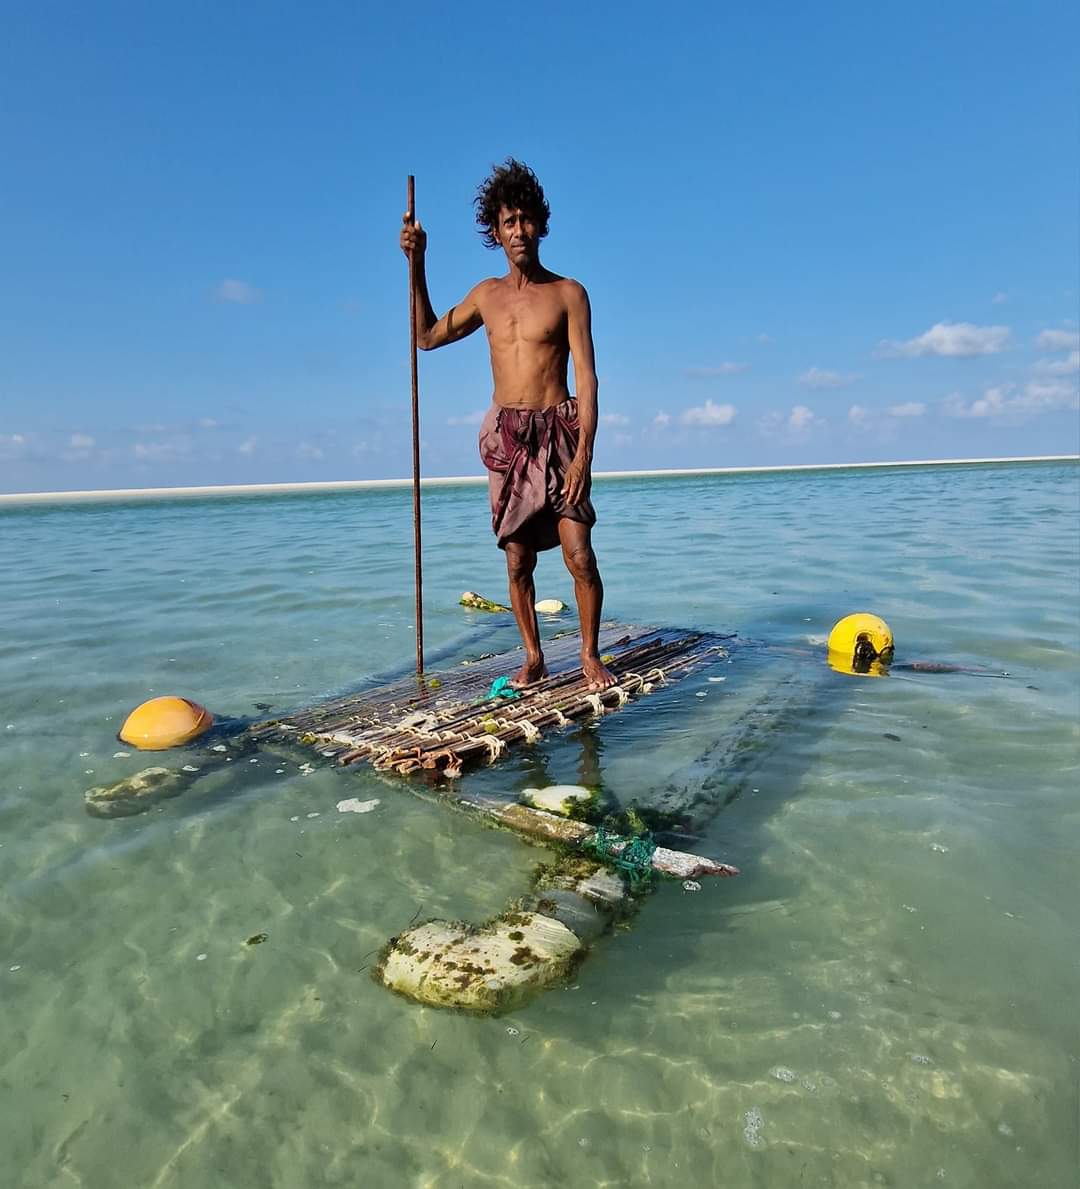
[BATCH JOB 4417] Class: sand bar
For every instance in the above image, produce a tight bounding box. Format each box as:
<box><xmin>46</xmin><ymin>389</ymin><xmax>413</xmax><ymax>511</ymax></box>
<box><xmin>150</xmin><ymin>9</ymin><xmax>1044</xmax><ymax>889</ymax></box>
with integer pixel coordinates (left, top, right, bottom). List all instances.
<box><xmin>1</xmin><ymin>454</ymin><xmax>1075</xmax><ymax>505</ymax></box>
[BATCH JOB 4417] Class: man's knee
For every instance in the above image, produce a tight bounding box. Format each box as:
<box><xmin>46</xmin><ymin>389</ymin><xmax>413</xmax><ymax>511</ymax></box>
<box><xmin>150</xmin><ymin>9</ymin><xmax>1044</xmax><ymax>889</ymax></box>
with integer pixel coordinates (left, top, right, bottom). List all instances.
<box><xmin>505</xmin><ymin>546</ymin><xmax>537</xmax><ymax>584</ymax></box>
<box><xmin>562</xmin><ymin>541</ymin><xmax>598</xmax><ymax>582</ymax></box>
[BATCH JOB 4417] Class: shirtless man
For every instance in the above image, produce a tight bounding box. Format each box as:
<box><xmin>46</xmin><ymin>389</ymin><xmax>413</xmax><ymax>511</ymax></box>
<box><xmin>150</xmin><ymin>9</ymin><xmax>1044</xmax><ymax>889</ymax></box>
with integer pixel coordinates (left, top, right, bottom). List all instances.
<box><xmin>399</xmin><ymin>158</ymin><xmax>615</xmax><ymax>690</ymax></box>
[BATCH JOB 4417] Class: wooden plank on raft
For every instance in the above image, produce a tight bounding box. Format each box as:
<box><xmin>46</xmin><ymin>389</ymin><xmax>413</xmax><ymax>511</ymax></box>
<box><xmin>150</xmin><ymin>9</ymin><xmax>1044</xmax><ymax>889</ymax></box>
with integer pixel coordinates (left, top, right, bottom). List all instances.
<box><xmin>249</xmin><ymin>624</ymin><xmax>730</xmax><ymax>778</ymax></box>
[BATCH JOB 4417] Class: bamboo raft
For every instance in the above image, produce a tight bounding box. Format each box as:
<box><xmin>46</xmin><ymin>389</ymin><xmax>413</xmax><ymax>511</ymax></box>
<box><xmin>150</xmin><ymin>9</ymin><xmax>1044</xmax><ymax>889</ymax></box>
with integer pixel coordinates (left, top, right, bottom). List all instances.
<box><xmin>87</xmin><ymin>623</ymin><xmax>742</xmax><ymax>1009</ymax></box>
<box><xmin>249</xmin><ymin>624</ymin><xmax>731</xmax><ymax>779</ymax></box>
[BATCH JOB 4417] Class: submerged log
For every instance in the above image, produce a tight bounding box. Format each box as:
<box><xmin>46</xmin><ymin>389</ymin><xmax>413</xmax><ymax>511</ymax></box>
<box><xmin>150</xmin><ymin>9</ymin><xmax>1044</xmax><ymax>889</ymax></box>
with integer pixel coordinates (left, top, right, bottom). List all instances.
<box><xmin>84</xmin><ymin>766</ymin><xmax>187</xmax><ymax>818</ymax></box>
<box><xmin>489</xmin><ymin>803</ymin><xmax>739</xmax><ymax>879</ymax></box>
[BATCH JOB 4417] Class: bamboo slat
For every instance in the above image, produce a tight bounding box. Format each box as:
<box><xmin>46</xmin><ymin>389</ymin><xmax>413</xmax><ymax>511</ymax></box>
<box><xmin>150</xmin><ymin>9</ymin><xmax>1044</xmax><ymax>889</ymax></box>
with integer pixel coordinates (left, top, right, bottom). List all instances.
<box><xmin>250</xmin><ymin>624</ymin><xmax>729</xmax><ymax>777</ymax></box>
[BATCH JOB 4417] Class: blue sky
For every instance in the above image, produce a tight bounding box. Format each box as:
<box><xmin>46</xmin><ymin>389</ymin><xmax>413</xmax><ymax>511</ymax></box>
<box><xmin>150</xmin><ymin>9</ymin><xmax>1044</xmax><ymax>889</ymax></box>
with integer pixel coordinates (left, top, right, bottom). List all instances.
<box><xmin>1</xmin><ymin>2</ymin><xmax>1077</xmax><ymax>493</ymax></box>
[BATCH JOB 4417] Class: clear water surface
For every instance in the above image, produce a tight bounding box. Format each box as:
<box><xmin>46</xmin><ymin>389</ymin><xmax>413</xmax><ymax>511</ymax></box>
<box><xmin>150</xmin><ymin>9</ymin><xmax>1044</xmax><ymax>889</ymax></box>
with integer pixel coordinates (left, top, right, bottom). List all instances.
<box><xmin>1</xmin><ymin>461</ymin><xmax>1077</xmax><ymax>1188</ymax></box>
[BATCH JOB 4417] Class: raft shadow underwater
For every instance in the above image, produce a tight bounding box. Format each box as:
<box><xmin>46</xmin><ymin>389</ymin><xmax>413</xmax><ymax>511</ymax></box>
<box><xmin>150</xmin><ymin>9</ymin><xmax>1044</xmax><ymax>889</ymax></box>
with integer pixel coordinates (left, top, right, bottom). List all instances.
<box><xmin>523</xmin><ymin>653</ymin><xmax>1016</xmax><ymax>1034</ymax></box>
<box><xmin>81</xmin><ymin>614</ymin><xmax>913</xmax><ymax>1016</ymax></box>
<box><xmin>421</xmin><ymin>662</ymin><xmax>894</xmax><ymax>1052</ymax></box>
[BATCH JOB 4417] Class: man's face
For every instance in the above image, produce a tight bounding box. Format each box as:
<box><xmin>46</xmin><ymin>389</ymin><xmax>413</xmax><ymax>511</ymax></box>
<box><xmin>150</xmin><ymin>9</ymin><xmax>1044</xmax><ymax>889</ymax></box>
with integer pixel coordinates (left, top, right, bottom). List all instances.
<box><xmin>496</xmin><ymin>206</ymin><xmax>540</xmax><ymax>266</ymax></box>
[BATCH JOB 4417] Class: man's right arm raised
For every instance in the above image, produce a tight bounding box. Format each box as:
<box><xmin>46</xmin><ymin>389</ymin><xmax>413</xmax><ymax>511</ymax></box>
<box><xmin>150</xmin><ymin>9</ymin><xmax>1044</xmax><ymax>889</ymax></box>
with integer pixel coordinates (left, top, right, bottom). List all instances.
<box><xmin>400</xmin><ymin>213</ymin><xmax>484</xmax><ymax>351</ymax></box>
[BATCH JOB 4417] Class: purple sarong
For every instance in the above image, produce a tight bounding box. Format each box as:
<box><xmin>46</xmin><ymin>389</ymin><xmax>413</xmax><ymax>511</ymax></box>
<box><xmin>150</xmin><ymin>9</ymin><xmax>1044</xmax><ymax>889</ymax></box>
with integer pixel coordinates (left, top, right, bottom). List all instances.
<box><xmin>478</xmin><ymin>397</ymin><xmax>596</xmax><ymax>552</ymax></box>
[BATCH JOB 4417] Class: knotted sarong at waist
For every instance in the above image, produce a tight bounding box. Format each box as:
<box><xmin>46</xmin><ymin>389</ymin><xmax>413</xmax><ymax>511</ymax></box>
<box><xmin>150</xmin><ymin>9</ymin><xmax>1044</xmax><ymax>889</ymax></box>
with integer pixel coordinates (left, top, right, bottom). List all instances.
<box><xmin>478</xmin><ymin>397</ymin><xmax>596</xmax><ymax>552</ymax></box>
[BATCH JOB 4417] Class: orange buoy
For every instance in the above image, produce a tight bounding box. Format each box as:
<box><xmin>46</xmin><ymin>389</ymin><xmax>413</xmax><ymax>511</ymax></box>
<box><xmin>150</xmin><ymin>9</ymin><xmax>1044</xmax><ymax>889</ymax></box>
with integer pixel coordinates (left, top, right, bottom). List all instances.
<box><xmin>119</xmin><ymin>696</ymin><xmax>213</xmax><ymax>750</ymax></box>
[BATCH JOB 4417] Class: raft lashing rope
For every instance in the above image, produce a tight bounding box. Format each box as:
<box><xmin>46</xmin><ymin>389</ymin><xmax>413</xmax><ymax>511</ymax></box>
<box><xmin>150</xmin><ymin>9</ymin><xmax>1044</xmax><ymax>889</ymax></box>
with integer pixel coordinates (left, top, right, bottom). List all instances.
<box><xmin>250</xmin><ymin>625</ymin><xmax>731</xmax><ymax>778</ymax></box>
<box><xmin>585</xmin><ymin>825</ymin><xmax>658</xmax><ymax>890</ymax></box>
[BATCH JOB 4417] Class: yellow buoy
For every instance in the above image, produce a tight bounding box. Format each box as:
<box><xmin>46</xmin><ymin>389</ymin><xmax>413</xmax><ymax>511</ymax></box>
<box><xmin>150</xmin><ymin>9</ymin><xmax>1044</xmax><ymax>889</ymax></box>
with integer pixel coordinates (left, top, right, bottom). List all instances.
<box><xmin>119</xmin><ymin>696</ymin><xmax>214</xmax><ymax>750</ymax></box>
<box><xmin>827</xmin><ymin>613</ymin><xmax>894</xmax><ymax>677</ymax></box>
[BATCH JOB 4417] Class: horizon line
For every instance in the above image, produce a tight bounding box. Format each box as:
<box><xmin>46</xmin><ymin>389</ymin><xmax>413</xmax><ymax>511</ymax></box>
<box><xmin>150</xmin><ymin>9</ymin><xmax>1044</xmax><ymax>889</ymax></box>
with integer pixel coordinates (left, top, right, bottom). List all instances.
<box><xmin>1</xmin><ymin>454</ymin><xmax>1076</xmax><ymax>506</ymax></box>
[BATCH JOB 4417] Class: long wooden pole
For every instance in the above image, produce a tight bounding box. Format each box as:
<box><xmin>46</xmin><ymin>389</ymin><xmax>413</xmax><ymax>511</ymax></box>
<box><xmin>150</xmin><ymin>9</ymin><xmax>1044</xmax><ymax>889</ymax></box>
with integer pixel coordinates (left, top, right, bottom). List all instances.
<box><xmin>407</xmin><ymin>175</ymin><xmax>424</xmax><ymax>675</ymax></box>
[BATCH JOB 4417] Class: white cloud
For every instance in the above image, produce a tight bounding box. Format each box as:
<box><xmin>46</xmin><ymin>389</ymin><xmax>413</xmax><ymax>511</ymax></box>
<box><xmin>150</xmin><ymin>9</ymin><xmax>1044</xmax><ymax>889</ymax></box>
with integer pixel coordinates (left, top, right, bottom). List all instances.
<box><xmin>991</xmin><ymin>292</ymin><xmax>1007</xmax><ymax>304</ymax></box>
<box><xmin>600</xmin><ymin>412</ymin><xmax>630</xmax><ymax>426</ymax></box>
<box><xmin>215</xmin><ymin>279</ymin><xmax>262</xmax><ymax>304</ymax></box>
<box><xmin>1036</xmin><ymin>328</ymin><xmax>1080</xmax><ymax>351</ymax></box>
<box><xmin>653</xmin><ymin>411</ymin><xmax>671</xmax><ymax>428</ymax></box>
<box><xmin>237</xmin><ymin>436</ymin><xmax>257</xmax><ymax>456</ymax></box>
<box><xmin>799</xmin><ymin>366</ymin><xmax>859</xmax><ymax>389</ymax></box>
<box><xmin>1034</xmin><ymin>350</ymin><xmax>1079</xmax><ymax>375</ymax></box>
<box><xmin>133</xmin><ymin>440</ymin><xmax>190</xmax><ymax>462</ymax></box>
<box><xmin>877</xmin><ymin>321</ymin><xmax>1010</xmax><ymax>358</ymax></box>
<box><xmin>351</xmin><ymin>434</ymin><xmax>385</xmax><ymax>457</ymax></box>
<box><xmin>757</xmin><ymin>333</ymin><xmax>772</xmax><ymax>345</ymax></box>
<box><xmin>847</xmin><ymin>403</ymin><xmax>925</xmax><ymax>433</ymax></box>
<box><xmin>760</xmin><ymin>405</ymin><xmax>824</xmax><ymax>436</ymax></box>
<box><xmin>944</xmin><ymin>380</ymin><xmax>1078</xmax><ymax>419</ymax></box>
<box><xmin>448</xmin><ymin>409</ymin><xmax>486</xmax><ymax>426</ymax></box>
<box><xmin>970</xmin><ymin>387</ymin><xmax>1011</xmax><ymax>418</ymax></box>
<box><xmin>684</xmin><ymin>362</ymin><xmax>749</xmax><ymax>376</ymax></box>
<box><xmin>0</xmin><ymin>432</ymin><xmax>28</xmax><ymax>460</ymax></box>
<box><xmin>1020</xmin><ymin>378</ymin><xmax>1079</xmax><ymax>410</ymax></box>
<box><xmin>297</xmin><ymin>442</ymin><xmax>324</xmax><ymax>460</ymax></box>
<box><xmin>61</xmin><ymin>432</ymin><xmax>97</xmax><ymax>462</ymax></box>
<box><xmin>681</xmin><ymin>399</ymin><xmax>737</xmax><ymax>427</ymax></box>
<box><xmin>135</xmin><ymin>418</ymin><xmax>227</xmax><ymax>435</ymax></box>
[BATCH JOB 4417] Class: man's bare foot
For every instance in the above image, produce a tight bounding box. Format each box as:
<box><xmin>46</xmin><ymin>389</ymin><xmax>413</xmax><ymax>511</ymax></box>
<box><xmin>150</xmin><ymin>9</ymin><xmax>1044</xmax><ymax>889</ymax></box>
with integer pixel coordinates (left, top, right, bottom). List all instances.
<box><xmin>581</xmin><ymin>653</ymin><xmax>616</xmax><ymax>691</ymax></box>
<box><xmin>509</xmin><ymin>656</ymin><xmax>548</xmax><ymax>689</ymax></box>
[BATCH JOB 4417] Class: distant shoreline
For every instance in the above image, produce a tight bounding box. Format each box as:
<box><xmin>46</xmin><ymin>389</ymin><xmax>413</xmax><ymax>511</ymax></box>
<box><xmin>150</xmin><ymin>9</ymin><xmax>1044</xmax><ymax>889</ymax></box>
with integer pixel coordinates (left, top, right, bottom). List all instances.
<box><xmin>1</xmin><ymin>455</ymin><xmax>1076</xmax><ymax>505</ymax></box>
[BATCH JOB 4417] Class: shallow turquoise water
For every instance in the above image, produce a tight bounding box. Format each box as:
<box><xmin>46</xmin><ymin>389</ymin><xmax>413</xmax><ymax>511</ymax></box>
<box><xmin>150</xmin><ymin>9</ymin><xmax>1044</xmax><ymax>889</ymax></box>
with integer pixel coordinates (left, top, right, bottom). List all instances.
<box><xmin>1</xmin><ymin>461</ymin><xmax>1077</xmax><ymax>1188</ymax></box>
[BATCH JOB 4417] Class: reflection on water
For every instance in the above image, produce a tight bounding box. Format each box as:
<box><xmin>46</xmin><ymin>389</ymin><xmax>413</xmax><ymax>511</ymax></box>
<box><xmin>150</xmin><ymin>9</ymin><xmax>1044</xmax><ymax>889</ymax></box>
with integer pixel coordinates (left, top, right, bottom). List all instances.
<box><xmin>1</xmin><ymin>461</ymin><xmax>1077</xmax><ymax>1187</ymax></box>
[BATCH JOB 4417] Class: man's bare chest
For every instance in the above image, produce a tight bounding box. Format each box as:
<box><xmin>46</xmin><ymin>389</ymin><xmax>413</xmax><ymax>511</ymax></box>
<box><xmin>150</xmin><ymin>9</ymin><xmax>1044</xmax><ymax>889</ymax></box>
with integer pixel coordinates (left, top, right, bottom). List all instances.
<box><xmin>481</xmin><ymin>291</ymin><xmax>568</xmax><ymax>349</ymax></box>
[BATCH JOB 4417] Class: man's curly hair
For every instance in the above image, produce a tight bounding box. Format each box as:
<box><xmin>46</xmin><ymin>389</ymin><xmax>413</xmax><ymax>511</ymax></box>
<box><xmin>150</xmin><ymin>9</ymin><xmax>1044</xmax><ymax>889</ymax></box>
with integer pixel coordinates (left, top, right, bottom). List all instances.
<box><xmin>474</xmin><ymin>158</ymin><xmax>550</xmax><ymax>249</ymax></box>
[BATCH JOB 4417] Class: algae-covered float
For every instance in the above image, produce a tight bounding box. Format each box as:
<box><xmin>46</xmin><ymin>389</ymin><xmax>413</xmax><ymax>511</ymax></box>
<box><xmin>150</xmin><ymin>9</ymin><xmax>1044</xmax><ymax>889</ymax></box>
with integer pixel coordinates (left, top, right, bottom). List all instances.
<box><xmin>85</xmin><ymin>623</ymin><xmax>744</xmax><ymax>1011</ymax></box>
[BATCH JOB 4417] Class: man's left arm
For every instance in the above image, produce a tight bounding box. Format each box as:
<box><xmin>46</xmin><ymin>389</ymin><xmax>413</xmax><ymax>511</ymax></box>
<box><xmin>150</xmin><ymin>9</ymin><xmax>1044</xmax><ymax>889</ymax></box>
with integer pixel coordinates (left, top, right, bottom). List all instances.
<box><xmin>563</xmin><ymin>282</ymin><xmax>598</xmax><ymax>506</ymax></box>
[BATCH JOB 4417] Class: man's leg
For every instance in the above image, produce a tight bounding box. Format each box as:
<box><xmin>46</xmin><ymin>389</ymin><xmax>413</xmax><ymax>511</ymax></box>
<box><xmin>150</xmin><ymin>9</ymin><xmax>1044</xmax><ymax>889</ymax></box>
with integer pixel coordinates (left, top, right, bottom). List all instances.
<box><xmin>505</xmin><ymin>541</ymin><xmax>547</xmax><ymax>687</ymax></box>
<box><xmin>557</xmin><ymin>519</ymin><xmax>616</xmax><ymax>690</ymax></box>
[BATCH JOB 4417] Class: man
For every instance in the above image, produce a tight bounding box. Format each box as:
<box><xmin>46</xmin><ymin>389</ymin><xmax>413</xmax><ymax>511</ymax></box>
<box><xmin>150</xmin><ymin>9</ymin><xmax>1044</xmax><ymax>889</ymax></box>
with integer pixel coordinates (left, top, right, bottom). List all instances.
<box><xmin>399</xmin><ymin>158</ymin><xmax>615</xmax><ymax>691</ymax></box>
